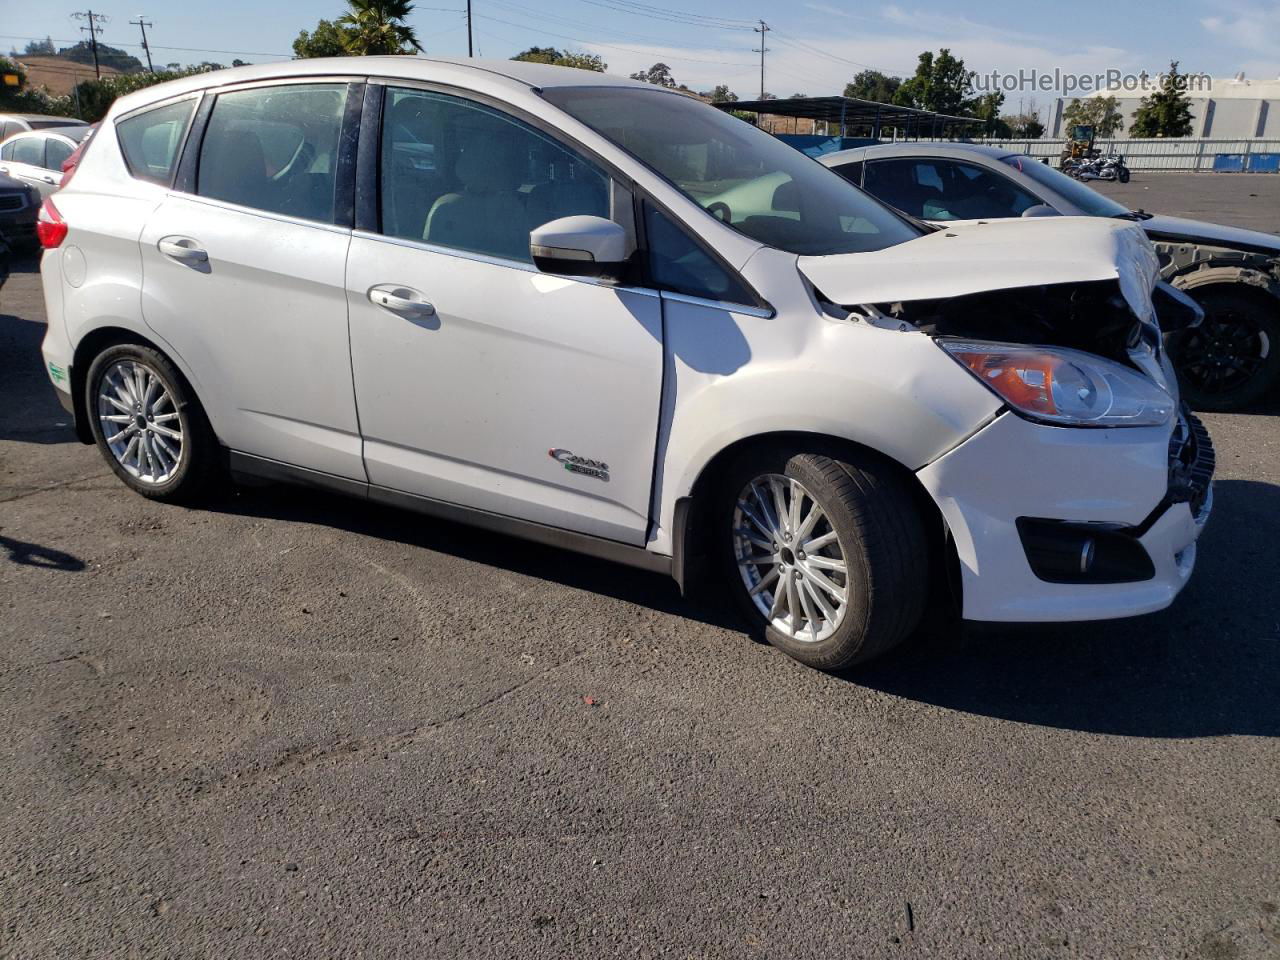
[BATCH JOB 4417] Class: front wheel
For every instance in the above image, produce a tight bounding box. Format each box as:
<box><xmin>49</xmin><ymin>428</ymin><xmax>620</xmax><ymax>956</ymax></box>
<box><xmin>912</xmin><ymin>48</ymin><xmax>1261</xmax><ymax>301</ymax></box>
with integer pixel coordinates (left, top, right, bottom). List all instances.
<box><xmin>86</xmin><ymin>343</ymin><xmax>219</xmax><ymax>502</ymax></box>
<box><xmin>1170</xmin><ymin>288</ymin><xmax>1280</xmax><ymax>411</ymax></box>
<box><xmin>720</xmin><ymin>446</ymin><xmax>928</xmax><ymax>671</ymax></box>
<box><xmin>1118</xmin><ymin>166</ymin><xmax>1131</xmax><ymax>183</ymax></box>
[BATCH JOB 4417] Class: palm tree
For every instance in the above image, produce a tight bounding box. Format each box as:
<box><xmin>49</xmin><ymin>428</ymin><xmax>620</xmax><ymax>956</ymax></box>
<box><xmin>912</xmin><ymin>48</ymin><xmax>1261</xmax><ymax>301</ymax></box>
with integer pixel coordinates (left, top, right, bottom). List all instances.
<box><xmin>339</xmin><ymin>0</ymin><xmax>423</xmax><ymax>55</ymax></box>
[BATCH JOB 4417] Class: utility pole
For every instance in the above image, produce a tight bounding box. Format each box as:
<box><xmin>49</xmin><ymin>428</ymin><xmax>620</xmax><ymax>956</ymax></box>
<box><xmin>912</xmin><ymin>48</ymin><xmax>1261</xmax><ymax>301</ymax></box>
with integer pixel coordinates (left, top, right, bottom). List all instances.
<box><xmin>71</xmin><ymin>10</ymin><xmax>108</xmax><ymax>78</ymax></box>
<box><xmin>752</xmin><ymin>20</ymin><xmax>769</xmax><ymax>101</ymax></box>
<box><xmin>130</xmin><ymin>15</ymin><xmax>154</xmax><ymax>72</ymax></box>
<box><xmin>466</xmin><ymin>0</ymin><xmax>473</xmax><ymax>56</ymax></box>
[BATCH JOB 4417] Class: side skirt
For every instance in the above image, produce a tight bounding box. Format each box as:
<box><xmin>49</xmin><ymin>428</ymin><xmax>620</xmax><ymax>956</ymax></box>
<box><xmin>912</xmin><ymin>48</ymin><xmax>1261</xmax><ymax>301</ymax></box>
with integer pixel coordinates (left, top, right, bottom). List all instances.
<box><xmin>228</xmin><ymin>451</ymin><xmax>674</xmax><ymax>578</ymax></box>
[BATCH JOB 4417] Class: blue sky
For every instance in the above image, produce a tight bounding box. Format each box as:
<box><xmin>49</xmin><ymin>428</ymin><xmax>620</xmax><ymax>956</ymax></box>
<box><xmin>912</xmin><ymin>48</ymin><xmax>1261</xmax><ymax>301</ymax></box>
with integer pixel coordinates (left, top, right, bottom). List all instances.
<box><xmin>5</xmin><ymin>0</ymin><xmax>1279</xmax><ymax>110</ymax></box>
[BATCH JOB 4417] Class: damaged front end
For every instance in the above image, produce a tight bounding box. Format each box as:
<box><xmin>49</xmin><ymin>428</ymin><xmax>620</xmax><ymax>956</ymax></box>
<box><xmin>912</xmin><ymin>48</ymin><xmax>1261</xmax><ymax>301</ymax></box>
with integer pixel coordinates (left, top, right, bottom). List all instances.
<box><xmin>800</xmin><ymin>216</ymin><xmax>1200</xmax><ymax>415</ymax></box>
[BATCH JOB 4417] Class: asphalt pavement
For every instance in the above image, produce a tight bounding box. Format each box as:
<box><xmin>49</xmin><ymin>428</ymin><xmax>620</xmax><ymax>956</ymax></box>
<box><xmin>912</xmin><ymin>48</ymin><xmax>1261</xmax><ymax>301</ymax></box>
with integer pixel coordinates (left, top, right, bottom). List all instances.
<box><xmin>1</xmin><ymin>173</ymin><xmax>1278</xmax><ymax>959</ymax></box>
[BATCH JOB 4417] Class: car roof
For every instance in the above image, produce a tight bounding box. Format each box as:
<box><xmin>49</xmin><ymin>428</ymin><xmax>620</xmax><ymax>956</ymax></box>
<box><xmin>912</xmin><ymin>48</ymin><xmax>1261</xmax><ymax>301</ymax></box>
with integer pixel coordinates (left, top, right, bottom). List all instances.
<box><xmin>108</xmin><ymin>56</ymin><xmax>663</xmax><ymax>116</ymax></box>
<box><xmin>821</xmin><ymin>141</ymin><xmax>1016</xmax><ymax>166</ymax></box>
<box><xmin>0</xmin><ymin>113</ymin><xmax>88</xmax><ymax>124</ymax></box>
<box><xmin>15</xmin><ymin>126</ymin><xmax>90</xmax><ymax>140</ymax></box>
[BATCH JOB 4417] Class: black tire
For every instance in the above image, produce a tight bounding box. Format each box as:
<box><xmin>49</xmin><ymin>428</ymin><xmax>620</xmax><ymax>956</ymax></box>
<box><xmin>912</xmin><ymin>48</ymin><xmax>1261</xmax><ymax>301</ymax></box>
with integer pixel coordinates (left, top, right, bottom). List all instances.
<box><xmin>85</xmin><ymin>343</ymin><xmax>219</xmax><ymax>503</ymax></box>
<box><xmin>1118</xmin><ymin>166</ymin><xmax>1130</xmax><ymax>183</ymax></box>
<box><xmin>1171</xmin><ymin>287</ymin><xmax>1280</xmax><ymax>412</ymax></box>
<box><xmin>718</xmin><ymin>444</ymin><xmax>929</xmax><ymax>672</ymax></box>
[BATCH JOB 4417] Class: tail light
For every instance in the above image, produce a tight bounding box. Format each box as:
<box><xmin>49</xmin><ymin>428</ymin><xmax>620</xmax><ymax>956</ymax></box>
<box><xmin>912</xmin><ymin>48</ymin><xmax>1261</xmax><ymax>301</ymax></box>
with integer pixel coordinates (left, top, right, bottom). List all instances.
<box><xmin>37</xmin><ymin>197</ymin><xmax>68</xmax><ymax>249</ymax></box>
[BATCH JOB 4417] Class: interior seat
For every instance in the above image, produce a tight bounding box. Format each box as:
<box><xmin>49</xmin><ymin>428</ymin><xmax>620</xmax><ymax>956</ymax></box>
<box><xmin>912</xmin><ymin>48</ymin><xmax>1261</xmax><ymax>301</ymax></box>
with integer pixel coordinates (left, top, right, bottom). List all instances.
<box><xmin>200</xmin><ymin>128</ymin><xmax>271</xmax><ymax>212</ymax></box>
<box><xmin>423</xmin><ymin>134</ymin><xmax>528</xmax><ymax>261</ymax></box>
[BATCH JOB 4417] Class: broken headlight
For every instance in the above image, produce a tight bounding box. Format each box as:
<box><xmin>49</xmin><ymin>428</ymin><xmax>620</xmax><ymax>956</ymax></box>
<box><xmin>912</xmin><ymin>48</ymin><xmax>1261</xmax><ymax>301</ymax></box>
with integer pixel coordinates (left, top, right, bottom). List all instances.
<box><xmin>940</xmin><ymin>340</ymin><xmax>1175</xmax><ymax>428</ymax></box>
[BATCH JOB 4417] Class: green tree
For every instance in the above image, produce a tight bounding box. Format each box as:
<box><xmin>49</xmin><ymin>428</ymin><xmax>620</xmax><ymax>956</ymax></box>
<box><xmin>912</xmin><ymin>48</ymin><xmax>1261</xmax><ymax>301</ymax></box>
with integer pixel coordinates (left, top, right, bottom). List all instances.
<box><xmin>293</xmin><ymin>19</ymin><xmax>354</xmax><ymax>58</ymax></box>
<box><xmin>339</xmin><ymin>0</ymin><xmax>423</xmax><ymax>55</ymax></box>
<box><xmin>630</xmin><ymin>63</ymin><xmax>676</xmax><ymax>88</ymax></box>
<box><xmin>894</xmin><ymin>49</ymin><xmax>974</xmax><ymax>115</ymax></box>
<box><xmin>23</xmin><ymin>37</ymin><xmax>57</xmax><ymax>56</ymax></box>
<box><xmin>57</xmin><ymin>41</ymin><xmax>145</xmax><ymax>74</ymax></box>
<box><xmin>1002</xmin><ymin>111</ymin><xmax>1044</xmax><ymax>139</ymax></box>
<box><xmin>705</xmin><ymin>84</ymin><xmax>737</xmax><ymax>103</ymax></box>
<box><xmin>1131</xmin><ymin>61</ymin><xmax>1195</xmax><ymax>138</ymax></box>
<box><xmin>973</xmin><ymin>91</ymin><xmax>1009</xmax><ymax>136</ymax></box>
<box><xmin>512</xmin><ymin>47</ymin><xmax>605</xmax><ymax>71</ymax></box>
<box><xmin>1062</xmin><ymin>95</ymin><xmax>1124</xmax><ymax>138</ymax></box>
<box><xmin>843</xmin><ymin>69</ymin><xmax>900</xmax><ymax>103</ymax></box>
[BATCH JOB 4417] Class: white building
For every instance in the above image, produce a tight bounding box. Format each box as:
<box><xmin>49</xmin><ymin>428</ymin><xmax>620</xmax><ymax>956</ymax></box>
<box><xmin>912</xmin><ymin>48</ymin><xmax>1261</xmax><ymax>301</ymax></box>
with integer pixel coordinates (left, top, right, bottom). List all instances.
<box><xmin>1049</xmin><ymin>74</ymin><xmax>1280</xmax><ymax>139</ymax></box>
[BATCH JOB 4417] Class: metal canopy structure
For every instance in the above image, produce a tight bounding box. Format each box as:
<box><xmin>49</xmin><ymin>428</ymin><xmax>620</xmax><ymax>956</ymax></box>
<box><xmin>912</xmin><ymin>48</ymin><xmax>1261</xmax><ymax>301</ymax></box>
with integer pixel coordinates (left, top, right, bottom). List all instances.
<box><xmin>717</xmin><ymin>96</ymin><xmax>982</xmax><ymax>139</ymax></box>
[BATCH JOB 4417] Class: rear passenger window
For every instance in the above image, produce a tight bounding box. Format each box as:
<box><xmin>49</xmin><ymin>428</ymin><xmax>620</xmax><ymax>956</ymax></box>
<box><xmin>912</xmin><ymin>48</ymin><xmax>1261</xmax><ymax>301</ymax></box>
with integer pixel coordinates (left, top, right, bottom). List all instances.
<box><xmin>47</xmin><ymin>138</ymin><xmax>74</xmax><ymax>172</ymax></box>
<box><xmin>198</xmin><ymin>83</ymin><xmax>349</xmax><ymax>224</ymax></box>
<box><xmin>832</xmin><ymin>160</ymin><xmax>863</xmax><ymax>185</ymax></box>
<box><xmin>379</xmin><ymin>87</ymin><xmax>609</xmax><ymax>262</ymax></box>
<box><xmin>117</xmin><ymin>98</ymin><xmax>196</xmax><ymax>185</ymax></box>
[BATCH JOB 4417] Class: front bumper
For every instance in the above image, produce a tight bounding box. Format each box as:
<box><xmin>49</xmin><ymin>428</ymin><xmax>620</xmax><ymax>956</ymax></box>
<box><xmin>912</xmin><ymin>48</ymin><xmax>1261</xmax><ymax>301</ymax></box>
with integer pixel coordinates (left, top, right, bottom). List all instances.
<box><xmin>917</xmin><ymin>408</ymin><xmax>1213</xmax><ymax>622</ymax></box>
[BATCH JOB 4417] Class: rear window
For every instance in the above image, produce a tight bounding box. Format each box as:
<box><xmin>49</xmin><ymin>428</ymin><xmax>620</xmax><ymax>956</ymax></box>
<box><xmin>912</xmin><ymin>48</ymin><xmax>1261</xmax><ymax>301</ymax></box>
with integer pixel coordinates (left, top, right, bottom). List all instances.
<box><xmin>117</xmin><ymin>99</ymin><xmax>197</xmax><ymax>186</ymax></box>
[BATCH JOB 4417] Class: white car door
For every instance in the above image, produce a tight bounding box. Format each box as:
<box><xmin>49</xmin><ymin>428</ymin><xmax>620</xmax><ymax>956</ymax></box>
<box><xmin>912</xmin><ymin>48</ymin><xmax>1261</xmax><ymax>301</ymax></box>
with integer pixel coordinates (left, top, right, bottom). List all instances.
<box><xmin>345</xmin><ymin>86</ymin><xmax>664</xmax><ymax>545</ymax></box>
<box><xmin>138</xmin><ymin>81</ymin><xmax>365</xmax><ymax>480</ymax></box>
<box><xmin>0</xmin><ymin>134</ymin><xmax>60</xmax><ymax>197</ymax></box>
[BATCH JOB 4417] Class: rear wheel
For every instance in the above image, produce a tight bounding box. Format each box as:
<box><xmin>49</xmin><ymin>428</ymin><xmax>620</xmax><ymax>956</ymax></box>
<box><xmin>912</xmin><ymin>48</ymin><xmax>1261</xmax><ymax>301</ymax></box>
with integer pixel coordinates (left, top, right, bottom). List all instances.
<box><xmin>720</xmin><ymin>445</ymin><xmax>928</xmax><ymax>671</ymax></box>
<box><xmin>86</xmin><ymin>343</ymin><xmax>219</xmax><ymax>502</ymax></box>
<box><xmin>1172</xmin><ymin>287</ymin><xmax>1280</xmax><ymax>411</ymax></box>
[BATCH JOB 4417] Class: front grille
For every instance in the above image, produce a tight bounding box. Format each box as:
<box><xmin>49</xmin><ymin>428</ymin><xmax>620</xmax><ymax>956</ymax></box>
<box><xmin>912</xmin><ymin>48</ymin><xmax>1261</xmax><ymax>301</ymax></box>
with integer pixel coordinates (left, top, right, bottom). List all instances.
<box><xmin>1168</xmin><ymin>409</ymin><xmax>1215</xmax><ymax>519</ymax></box>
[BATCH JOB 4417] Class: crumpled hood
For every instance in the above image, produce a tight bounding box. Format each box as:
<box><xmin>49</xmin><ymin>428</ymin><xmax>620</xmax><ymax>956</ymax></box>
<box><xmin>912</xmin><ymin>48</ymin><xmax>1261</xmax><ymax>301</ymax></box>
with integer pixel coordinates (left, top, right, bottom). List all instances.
<box><xmin>798</xmin><ymin>216</ymin><xmax>1161</xmax><ymax>324</ymax></box>
<box><xmin>1140</xmin><ymin>213</ymin><xmax>1280</xmax><ymax>256</ymax></box>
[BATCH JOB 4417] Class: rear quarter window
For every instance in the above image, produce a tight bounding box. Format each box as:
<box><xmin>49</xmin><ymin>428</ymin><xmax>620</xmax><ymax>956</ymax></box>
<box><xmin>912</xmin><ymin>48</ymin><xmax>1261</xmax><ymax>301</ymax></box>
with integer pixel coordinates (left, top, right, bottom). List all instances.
<box><xmin>116</xmin><ymin>98</ymin><xmax>197</xmax><ymax>186</ymax></box>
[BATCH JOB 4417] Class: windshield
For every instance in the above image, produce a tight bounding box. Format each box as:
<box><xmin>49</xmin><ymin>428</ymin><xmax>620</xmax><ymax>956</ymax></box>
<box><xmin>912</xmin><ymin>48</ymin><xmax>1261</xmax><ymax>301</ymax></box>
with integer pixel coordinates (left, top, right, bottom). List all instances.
<box><xmin>543</xmin><ymin>87</ymin><xmax>920</xmax><ymax>256</ymax></box>
<box><xmin>999</xmin><ymin>154</ymin><xmax>1129</xmax><ymax>217</ymax></box>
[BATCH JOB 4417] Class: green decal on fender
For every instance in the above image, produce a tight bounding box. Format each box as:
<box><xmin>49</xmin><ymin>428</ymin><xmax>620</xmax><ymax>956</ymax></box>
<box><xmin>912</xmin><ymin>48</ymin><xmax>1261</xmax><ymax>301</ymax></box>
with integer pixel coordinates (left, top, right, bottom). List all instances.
<box><xmin>48</xmin><ymin>362</ymin><xmax>66</xmax><ymax>383</ymax></box>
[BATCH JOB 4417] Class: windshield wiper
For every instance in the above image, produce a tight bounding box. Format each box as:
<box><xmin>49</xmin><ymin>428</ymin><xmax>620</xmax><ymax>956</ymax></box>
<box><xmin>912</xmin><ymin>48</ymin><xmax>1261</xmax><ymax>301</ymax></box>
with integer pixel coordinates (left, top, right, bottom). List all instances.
<box><xmin>1113</xmin><ymin>209</ymin><xmax>1154</xmax><ymax>221</ymax></box>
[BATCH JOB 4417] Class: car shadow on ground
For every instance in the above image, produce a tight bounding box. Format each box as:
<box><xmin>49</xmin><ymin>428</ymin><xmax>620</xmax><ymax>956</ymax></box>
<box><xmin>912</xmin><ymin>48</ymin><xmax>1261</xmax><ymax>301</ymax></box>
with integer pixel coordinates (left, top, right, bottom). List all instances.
<box><xmin>219</xmin><ymin>477</ymin><xmax>1279</xmax><ymax>740</ymax></box>
<box><xmin>1</xmin><ymin>255</ymin><xmax>80</xmax><ymax>445</ymax></box>
<box><xmin>857</xmin><ymin>477</ymin><xmax>1280</xmax><ymax>739</ymax></box>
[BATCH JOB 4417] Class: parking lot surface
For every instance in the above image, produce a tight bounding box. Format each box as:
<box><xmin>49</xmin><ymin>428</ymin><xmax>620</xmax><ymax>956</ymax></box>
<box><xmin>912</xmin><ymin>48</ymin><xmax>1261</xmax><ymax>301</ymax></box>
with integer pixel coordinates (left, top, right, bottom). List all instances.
<box><xmin>1</xmin><ymin>174</ymin><xmax>1278</xmax><ymax>959</ymax></box>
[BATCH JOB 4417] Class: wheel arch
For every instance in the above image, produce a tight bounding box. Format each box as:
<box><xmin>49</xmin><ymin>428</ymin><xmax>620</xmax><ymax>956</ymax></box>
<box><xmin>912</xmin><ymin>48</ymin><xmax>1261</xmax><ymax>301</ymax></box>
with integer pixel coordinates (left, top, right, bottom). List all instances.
<box><xmin>673</xmin><ymin>430</ymin><xmax>961</xmax><ymax>613</ymax></box>
<box><xmin>1168</xmin><ymin>263</ymin><xmax>1280</xmax><ymax>304</ymax></box>
<box><xmin>70</xmin><ymin>326</ymin><xmax>200</xmax><ymax>446</ymax></box>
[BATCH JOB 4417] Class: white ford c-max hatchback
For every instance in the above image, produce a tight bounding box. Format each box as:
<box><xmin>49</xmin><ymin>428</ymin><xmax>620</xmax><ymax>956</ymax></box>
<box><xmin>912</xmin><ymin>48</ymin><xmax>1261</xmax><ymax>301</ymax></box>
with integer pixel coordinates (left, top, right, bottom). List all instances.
<box><xmin>38</xmin><ymin>58</ymin><xmax>1213</xmax><ymax>671</ymax></box>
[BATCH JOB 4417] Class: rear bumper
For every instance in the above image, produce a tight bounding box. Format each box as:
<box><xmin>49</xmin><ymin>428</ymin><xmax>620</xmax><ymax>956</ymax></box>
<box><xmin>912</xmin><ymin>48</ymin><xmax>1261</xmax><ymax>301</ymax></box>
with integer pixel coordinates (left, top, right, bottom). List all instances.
<box><xmin>917</xmin><ymin>409</ymin><xmax>1213</xmax><ymax>622</ymax></box>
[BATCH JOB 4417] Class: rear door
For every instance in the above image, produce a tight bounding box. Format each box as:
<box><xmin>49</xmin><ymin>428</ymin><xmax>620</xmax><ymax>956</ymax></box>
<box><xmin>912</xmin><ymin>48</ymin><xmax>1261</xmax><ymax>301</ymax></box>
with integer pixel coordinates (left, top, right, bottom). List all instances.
<box><xmin>344</xmin><ymin>84</ymin><xmax>664</xmax><ymax>544</ymax></box>
<box><xmin>138</xmin><ymin>79</ymin><xmax>365</xmax><ymax>479</ymax></box>
<box><xmin>0</xmin><ymin>134</ymin><xmax>59</xmax><ymax>196</ymax></box>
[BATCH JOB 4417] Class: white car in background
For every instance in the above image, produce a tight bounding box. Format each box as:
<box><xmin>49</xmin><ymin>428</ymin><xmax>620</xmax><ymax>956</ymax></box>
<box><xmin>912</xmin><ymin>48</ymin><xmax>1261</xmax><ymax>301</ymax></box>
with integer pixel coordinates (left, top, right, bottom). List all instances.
<box><xmin>37</xmin><ymin>58</ymin><xmax>1213</xmax><ymax>672</ymax></box>
<box><xmin>0</xmin><ymin>125</ymin><xmax>93</xmax><ymax>198</ymax></box>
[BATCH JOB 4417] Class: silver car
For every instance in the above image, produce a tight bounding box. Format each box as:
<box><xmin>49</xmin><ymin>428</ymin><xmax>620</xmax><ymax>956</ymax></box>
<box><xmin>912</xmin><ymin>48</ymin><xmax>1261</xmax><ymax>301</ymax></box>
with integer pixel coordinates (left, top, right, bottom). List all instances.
<box><xmin>0</xmin><ymin>125</ymin><xmax>92</xmax><ymax>198</ymax></box>
<box><xmin>822</xmin><ymin>141</ymin><xmax>1280</xmax><ymax>411</ymax></box>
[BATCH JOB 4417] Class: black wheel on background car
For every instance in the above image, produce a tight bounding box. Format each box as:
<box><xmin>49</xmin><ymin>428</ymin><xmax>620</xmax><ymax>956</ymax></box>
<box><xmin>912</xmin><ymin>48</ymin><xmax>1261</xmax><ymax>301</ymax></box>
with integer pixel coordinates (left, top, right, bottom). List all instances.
<box><xmin>1170</xmin><ymin>287</ymin><xmax>1280</xmax><ymax>412</ymax></box>
<box><xmin>86</xmin><ymin>343</ymin><xmax>218</xmax><ymax>502</ymax></box>
<box><xmin>719</xmin><ymin>445</ymin><xmax>928</xmax><ymax>672</ymax></box>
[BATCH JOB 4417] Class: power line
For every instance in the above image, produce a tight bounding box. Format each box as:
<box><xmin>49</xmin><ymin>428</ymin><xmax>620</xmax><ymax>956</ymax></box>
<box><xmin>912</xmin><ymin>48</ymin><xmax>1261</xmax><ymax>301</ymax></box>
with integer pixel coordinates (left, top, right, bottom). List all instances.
<box><xmin>472</xmin><ymin>12</ymin><xmax>754</xmax><ymax>66</ymax></box>
<box><xmin>1</xmin><ymin>34</ymin><xmax>291</xmax><ymax>59</ymax></box>
<box><xmin>69</xmin><ymin>10</ymin><xmax>107</xmax><ymax>77</ymax></box>
<box><xmin>570</xmin><ymin>0</ymin><xmax>755</xmax><ymax>31</ymax></box>
<box><xmin>129</xmin><ymin>16</ymin><xmax>154</xmax><ymax>72</ymax></box>
<box><xmin>753</xmin><ymin>20</ymin><xmax>768</xmax><ymax>100</ymax></box>
<box><xmin>483</xmin><ymin>0</ymin><xmax>748</xmax><ymax>51</ymax></box>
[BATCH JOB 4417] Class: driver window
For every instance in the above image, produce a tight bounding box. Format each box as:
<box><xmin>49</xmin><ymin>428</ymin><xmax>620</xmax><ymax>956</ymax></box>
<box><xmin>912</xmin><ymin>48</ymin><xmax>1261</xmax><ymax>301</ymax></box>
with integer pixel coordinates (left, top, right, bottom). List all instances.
<box><xmin>379</xmin><ymin>87</ymin><xmax>610</xmax><ymax>263</ymax></box>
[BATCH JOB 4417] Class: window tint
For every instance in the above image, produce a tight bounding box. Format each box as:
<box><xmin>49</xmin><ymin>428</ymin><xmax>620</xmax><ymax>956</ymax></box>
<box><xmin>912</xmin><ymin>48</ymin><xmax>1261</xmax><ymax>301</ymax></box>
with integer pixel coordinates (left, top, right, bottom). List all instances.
<box><xmin>543</xmin><ymin>87</ymin><xmax>919</xmax><ymax>256</ymax></box>
<box><xmin>11</xmin><ymin>136</ymin><xmax>42</xmax><ymax>166</ymax></box>
<box><xmin>198</xmin><ymin>83</ymin><xmax>348</xmax><ymax>223</ymax></box>
<box><xmin>46</xmin><ymin>138</ymin><xmax>73</xmax><ymax>171</ymax></box>
<box><xmin>117</xmin><ymin>98</ymin><xmax>195</xmax><ymax>185</ymax></box>
<box><xmin>999</xmin><ymin>153</ymin><xmax>1127</xmax><ymax>217</ymax></box>
<box><xmin>864</xmin><ymin>158</ymin><xmax>1040</xmax><ymax>221</ymax></box>
<box><xmin>644</xmin><ymin>202</ymin><xmax>753</xmax><ymax>305</ymax></box>
<box><xmin>0</xmin><ymin>139</ymin><xmax>13</xmax><ymax>161</ymax></box>
<box><xmin>380</xmin><ymin>87</ymin><xmax>609</xmax><ymax>263</ymax></box>
<box><xmin>831</xmin><ymin>160</ymin><xmax>863</xmax><ymax>185</ymax></box>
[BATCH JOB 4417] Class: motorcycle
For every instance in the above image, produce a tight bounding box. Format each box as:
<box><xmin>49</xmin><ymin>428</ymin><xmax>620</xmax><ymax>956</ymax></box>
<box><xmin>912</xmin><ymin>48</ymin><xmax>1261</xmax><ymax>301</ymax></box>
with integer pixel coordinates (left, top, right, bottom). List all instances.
<box><xmin>1063</xmin><ymin>152</ymin><xmax>1130</xmax><ymax>183</ymax></box>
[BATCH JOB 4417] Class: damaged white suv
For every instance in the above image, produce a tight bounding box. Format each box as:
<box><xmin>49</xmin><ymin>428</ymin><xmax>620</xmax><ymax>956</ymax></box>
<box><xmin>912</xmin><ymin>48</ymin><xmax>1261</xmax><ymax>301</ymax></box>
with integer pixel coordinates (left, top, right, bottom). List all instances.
<box><xmin>38</xmin><ymin>59</ymin><xmax>1214</xmax><ymax>671</ymax></box>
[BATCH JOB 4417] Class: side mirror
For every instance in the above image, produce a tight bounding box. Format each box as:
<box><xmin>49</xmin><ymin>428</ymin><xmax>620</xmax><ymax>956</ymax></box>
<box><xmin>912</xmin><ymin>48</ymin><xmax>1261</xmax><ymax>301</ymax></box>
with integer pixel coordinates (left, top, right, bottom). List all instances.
<box><xmin>530</xmin><ymin>215</ymin><xmax>628</xmax><ymax>281</ymax></box>
<box><xmin>1021</xmin><ymin>203</ymin><xmax>1062</xmax><ymax>218</ymax></box>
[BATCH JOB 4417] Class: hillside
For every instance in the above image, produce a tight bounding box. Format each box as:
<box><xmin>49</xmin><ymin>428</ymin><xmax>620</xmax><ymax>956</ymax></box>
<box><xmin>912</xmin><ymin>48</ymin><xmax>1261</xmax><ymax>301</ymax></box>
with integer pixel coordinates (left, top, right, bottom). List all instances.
<box><xmin>17</xmin><ymin>56</ymin><xmax>122</xmax><ymax>96</ymax></box>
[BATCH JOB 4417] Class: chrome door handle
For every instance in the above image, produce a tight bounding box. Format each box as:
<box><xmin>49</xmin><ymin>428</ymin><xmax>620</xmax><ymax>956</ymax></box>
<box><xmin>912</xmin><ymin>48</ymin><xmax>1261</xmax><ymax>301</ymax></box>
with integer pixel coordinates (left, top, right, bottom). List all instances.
<box><xmin>368</xmin><ymin>285</ymin><xmax>436</xmax><ymax>318</ymax></box>
<box><xmin>39</xmin><ymin>174</ymin><xmax>57</xmax><ymax>184</ymax></box>
<box><xmin>157</xmin><ymin>236</ymin><xmax>208</xmax><ymax>263</ymax></box>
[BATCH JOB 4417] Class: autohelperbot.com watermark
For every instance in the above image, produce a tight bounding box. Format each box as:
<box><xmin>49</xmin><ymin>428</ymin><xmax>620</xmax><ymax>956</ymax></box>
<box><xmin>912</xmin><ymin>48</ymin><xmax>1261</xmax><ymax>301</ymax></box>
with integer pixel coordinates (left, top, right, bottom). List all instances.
<box><xmin>972</xmin><ymin>68</ymin><xmax>1212</xmax><ymax>96</ymax></box>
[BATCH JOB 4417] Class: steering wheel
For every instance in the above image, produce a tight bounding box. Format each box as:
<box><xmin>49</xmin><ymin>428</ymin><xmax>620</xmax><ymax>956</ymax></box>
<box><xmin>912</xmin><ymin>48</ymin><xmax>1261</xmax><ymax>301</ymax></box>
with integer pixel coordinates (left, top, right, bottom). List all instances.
<box><xmin>707</xmin><ymin>201</ymin><xmax>732</xmax><ymax>223</ymax></box>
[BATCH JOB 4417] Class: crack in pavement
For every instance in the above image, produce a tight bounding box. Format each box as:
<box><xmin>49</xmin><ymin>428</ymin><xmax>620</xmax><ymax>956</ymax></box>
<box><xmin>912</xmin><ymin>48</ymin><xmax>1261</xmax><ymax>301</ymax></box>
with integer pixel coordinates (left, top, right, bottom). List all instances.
<box><xmin>0</xmin><ymin>473</ymin><xmax>113</xmax><ymax>505</ymax></box>
<box><xmin>211</xmin><ymin>648</ymin><xmax>591</xmax><ymax>792</ymax></box>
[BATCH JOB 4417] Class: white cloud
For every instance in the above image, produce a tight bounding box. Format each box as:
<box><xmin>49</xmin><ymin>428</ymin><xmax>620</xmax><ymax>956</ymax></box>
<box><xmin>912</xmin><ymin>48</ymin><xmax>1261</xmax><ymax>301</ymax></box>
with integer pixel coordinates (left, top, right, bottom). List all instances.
<box><xmin>1201</xmin><ymin>4</ymin><xmax>1280</xmax><ymax>56</ymax></box>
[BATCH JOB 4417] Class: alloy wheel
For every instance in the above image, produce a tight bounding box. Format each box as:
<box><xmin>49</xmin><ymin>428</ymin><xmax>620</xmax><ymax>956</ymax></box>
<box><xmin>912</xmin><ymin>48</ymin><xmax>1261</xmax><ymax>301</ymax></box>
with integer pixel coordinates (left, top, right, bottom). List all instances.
<box><xmin>1178</xmin><ymin>312</ymin><xmax>1268</xmax><ymax>394</ymax></box>
<box><xmin>732</xmin><ymin>473</ymin><xmax>849</xmax><ymax>643</ymax></box>
<box><xmin>96</xmin><ymin>360</ymin><xmax>184</xmax><ymax>484</ymax></box>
